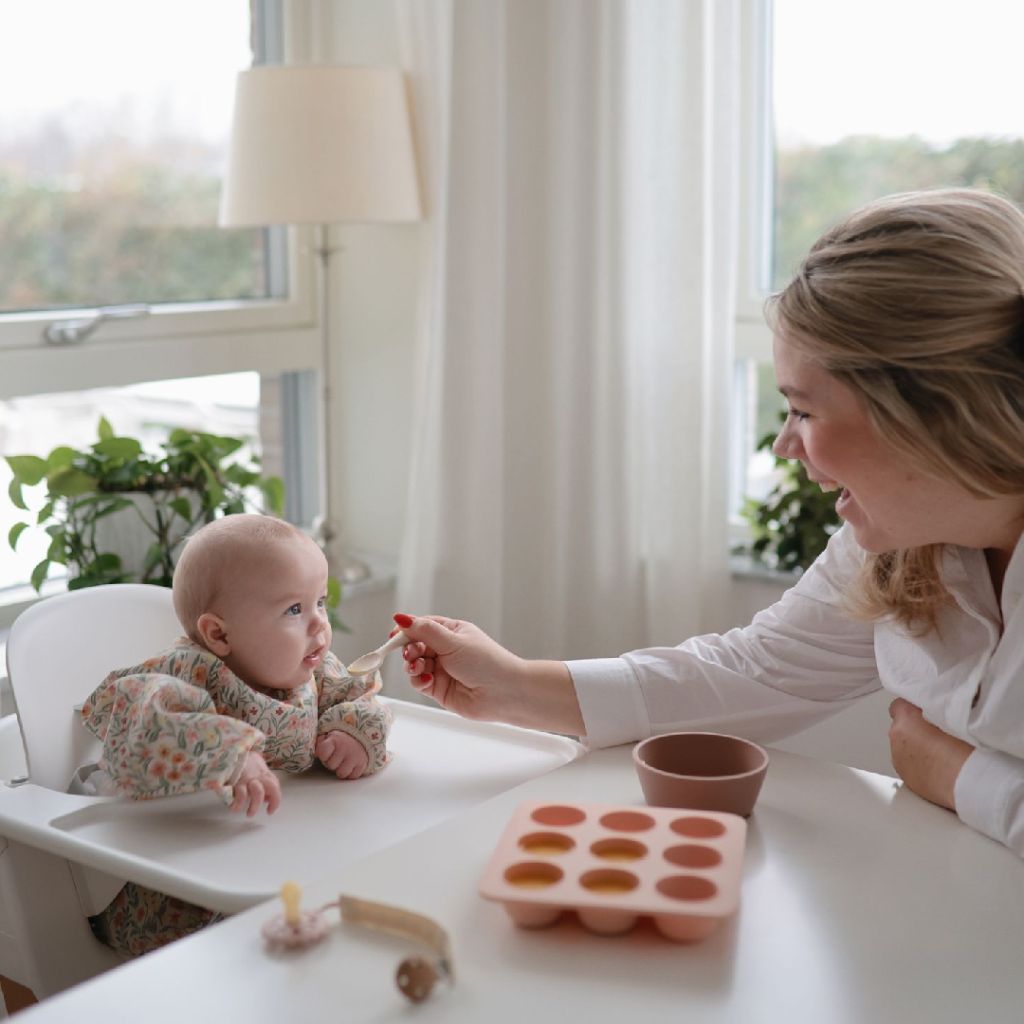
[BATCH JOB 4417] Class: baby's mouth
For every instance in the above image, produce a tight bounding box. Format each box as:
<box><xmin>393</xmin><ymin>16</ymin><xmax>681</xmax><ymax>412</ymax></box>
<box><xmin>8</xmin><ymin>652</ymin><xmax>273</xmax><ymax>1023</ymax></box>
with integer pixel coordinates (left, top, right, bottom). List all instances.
<box><xmin>303</xmin><ymin>645</ymin><xmax>325</xmax><ymax>666</ymax></box>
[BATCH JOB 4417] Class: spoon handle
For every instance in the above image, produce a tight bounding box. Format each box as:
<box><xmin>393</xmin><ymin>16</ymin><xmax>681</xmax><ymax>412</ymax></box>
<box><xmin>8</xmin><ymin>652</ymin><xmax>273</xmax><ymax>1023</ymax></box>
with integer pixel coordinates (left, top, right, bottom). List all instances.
<box><xmin>377</xmin><ymin>630</ymin><xmax>408</xmax><ymax>656</ymax></box>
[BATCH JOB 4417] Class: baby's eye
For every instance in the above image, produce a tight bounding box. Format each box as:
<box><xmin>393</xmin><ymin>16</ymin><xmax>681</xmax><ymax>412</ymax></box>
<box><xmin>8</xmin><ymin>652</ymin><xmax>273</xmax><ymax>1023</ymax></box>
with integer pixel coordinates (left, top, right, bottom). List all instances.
<box><xmin>286</xmin><ymin>603</ymin><xmax>302</xmax><ymax>616</ymax></box>
<box><xmin>317</xmin><ymin>595</ymin><xmax>327</xmax><ymax>609</ymax></box>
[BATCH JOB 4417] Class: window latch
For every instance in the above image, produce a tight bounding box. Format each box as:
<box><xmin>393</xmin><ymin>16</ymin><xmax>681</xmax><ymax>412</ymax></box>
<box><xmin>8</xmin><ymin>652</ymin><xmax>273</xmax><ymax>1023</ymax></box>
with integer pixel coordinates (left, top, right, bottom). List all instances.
<box><xmin>43</xmin><ymin>304</ymin><xmax>151</xmax><ymax>346</ymax></box>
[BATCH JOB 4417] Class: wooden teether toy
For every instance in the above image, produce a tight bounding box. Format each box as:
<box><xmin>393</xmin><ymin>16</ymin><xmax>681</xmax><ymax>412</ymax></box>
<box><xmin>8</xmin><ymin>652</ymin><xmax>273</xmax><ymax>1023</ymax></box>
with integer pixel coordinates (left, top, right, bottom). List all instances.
<box><xmin>261</xmin><ymin>882</ymin><xmax>454</xmax><ymax>1004</ymax></box>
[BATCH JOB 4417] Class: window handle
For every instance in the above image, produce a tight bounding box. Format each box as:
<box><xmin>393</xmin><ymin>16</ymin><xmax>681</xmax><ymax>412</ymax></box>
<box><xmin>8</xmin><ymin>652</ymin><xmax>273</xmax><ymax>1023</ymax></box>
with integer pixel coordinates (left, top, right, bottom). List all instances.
<box><xmin>43</xmin><ymin>304</ymin><xmax>150</xmax><ymax>346</ymax></box>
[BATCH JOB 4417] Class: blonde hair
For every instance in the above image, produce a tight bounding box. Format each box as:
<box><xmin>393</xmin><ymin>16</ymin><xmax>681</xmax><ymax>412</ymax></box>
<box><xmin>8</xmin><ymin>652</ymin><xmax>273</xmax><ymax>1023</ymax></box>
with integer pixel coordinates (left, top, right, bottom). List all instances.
<box><xmin>767</xmin><ymin>188</ymin><xmax>1024</xmax><ymax>630</ymax></box>
<box><xmin>172</xmin><ymin>515</ymin><xmax>310</xmax><ymax>641</ymax></box>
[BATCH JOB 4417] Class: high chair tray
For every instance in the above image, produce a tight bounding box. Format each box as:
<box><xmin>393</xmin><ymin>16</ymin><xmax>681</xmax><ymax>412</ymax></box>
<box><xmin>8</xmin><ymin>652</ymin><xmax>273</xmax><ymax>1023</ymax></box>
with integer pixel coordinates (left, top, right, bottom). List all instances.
<box><xmin>0</xmin><ymin>698</ymin><xmax>582</xmax><ymax>913</ymax></box>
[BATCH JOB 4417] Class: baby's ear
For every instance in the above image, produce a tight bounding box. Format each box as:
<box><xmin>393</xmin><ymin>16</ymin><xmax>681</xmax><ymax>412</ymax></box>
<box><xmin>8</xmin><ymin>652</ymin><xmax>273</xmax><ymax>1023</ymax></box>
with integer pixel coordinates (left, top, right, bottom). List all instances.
<box><xmin>196</xmin><ymin>613</ymin><xmax>230</xmax><ymax>657</ymax></box>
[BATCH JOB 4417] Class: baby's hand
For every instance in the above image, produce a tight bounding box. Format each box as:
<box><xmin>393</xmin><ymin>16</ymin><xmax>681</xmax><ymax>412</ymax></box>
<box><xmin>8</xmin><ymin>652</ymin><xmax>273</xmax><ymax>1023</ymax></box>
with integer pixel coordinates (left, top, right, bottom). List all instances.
<box><xmin>316</xmin><ymin>731</ymin><xmax>370</xmax><ymax>780</ymax></box>
<box><xmin>230</xmin><ymin>751</ymin><xmax>282</xmax><ymax>817</ymax></box>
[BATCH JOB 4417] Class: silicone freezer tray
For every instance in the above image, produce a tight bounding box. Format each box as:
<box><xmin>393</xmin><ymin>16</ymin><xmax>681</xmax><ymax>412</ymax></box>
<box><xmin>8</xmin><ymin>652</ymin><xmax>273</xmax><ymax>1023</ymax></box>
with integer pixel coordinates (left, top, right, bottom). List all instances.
<box><xmin>479</xmin><ymin>800</ymin><xmax>747</xmax><ymax>942</ymax></box>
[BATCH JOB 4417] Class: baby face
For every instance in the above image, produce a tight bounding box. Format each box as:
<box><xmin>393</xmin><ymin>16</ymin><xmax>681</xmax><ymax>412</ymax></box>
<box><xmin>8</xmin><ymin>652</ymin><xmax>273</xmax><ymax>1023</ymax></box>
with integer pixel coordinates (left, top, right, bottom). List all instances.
<box><xmin>215</xmin><ymin>535</ymin><xmax>332</xmax><ymax>691</ymax></box>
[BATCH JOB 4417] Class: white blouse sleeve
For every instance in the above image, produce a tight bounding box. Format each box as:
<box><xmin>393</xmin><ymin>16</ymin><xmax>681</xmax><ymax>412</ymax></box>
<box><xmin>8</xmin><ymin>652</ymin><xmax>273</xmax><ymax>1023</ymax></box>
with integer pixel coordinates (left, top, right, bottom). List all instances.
<box><xmin>955</xmin><ymin>748</ymin><xmax>1024</xmax><ymax>858</ymax></box>
<box><xmin>569</xmin><ymin>526</ymin><xmax>882</xmax><ymax>748</ymax></box>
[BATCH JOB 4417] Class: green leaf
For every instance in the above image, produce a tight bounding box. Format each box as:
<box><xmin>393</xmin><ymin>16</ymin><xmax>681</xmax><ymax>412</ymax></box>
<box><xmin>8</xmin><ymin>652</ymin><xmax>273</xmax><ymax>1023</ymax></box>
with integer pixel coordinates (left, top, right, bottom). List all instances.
<box><xmin>46</xmin><ymin>467</ymin><xmax>99</xmax><ymax>497</ymax></box>
<box><xmin>97</xmin><ymin>416</ymin><xmax>114</xmax><ymax>441</ymax></box>
<box><xmin>46</xmin><ymin>534</ymin><xmax>67</xmax><ymax>564</ymax></box>
<box><xmin>261</xmin><ymin>476</ymin><xmax>285</xmax><ymax>516</ymax></box>
<box><xmin>92</xmin><ymin>497</ymin><xmax>134</xmax><ymax>519</ymax></box>
<box><xmin>168</xmin><ymin>497</ymin><xmax>193</xmax><ymax>520</ymax></box>
<box><xmin>94</xmin><ymin>437</ymin><xmax>143</xmax><ymax>459</ymax></box>
<box><xmin>30</xmin><ymin>558</ymin><xmax>49</xmax><ymax>592</ymax></box>
<box><xmin>167</xmin><ymin>428</ymin><xmax>193</xmax><ymax>446</ymax></box>
<box><xmin>142</xmin><ymin>543</ymin><xmax>166</xmax><ymax>573</ymax></box>
<box><xmin>8</xmin><ymin>477</ymin><xmax>26</xmax><ymax>511</ymax></box>
<box><xmin>326</xmin><ymin>575</ymin><xmax>341</xmax><ymax>608</ymax></box>
<box><xmin>46</xmin><ymin>446</ymin><xmax>76</xmax><ymax>471</ymax></box>
<box><xmin>5</xmin><ymin>455</ymin><xmax>48</xmax><ymax>486</ymax></box>
<box><xmin>91</xmin><ymin>552</ymin><xmax>123</xmax><ymax>573</ymax></box>
<box><xmin>204</xmin><ymin>481</ymin><xmax>225</xmax><ymax>508</ymax></box>
<box><xmin>223</xmin><ymin>464</ymin><xmax>257</xmax><ymax>486</ymax></box>
<box><xmin>36</xmin><ymin>501</ymin><xmax>55</xmax><ymax>524</ymax></box>
<box><xmin>214</xmin><ymin>436</ymin><xmax>244</xmax><ymax>457</ymax></box>
<box><xmin>8</xmin><ymin>522</ymin><xmax>28</xmax><ymax>551</ymax></box>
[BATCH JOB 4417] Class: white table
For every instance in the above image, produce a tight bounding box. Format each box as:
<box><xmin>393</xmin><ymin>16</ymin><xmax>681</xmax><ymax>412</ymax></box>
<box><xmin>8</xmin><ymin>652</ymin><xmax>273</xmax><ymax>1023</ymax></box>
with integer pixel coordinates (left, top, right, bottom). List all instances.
<box><xmin>18</xmin><ymin>745</ymin><xmax>1024</xmax><ymax>1024</ymax></box>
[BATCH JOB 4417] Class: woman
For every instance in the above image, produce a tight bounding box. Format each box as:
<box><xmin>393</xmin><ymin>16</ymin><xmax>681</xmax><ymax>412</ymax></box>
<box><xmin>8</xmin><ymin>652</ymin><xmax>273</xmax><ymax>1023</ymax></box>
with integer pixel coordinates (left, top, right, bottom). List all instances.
<box><xmin>395</xmin><ymin>188</ymin><xmax>1024</xmax><ymax>858</ymax></box>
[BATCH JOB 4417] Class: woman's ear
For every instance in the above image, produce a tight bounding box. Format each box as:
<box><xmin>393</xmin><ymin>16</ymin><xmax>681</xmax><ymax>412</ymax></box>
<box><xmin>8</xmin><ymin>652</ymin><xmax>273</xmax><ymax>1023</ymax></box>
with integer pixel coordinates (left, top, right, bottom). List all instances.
<box><xmin>196</xmin><ymin>612</ymin><xmax>230</xmax><ymax>657</ymax></box>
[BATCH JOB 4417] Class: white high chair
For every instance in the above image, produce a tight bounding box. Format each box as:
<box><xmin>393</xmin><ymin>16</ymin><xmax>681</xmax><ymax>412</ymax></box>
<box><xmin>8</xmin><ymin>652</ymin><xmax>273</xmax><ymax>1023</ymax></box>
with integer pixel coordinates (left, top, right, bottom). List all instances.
<box><xmin>0</xmin><ymin>584</ymin><xmax>184</xmax><ymax>997</ymax></box>
<box><xmin>0</xmin><ymin>584</ymin><xmax>582</xmax><ymax>1000</ymax></box>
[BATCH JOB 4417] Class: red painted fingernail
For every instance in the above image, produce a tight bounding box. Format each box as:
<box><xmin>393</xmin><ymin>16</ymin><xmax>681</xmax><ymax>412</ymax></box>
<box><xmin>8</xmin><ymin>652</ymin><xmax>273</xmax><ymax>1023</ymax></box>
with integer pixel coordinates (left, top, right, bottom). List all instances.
<box><xmin>393</xmin><ymin>613</ymin><xmax>414</xmax><ymax>628</ymax></box>
<box><xmin>419</xmin><ymin>673</ymin><xmax>433</xmax><ymax>683</ymax></box>
<box><xmin>388</xmin><ymin>628</ymin><xmax>398</xmax><ymax>638</ymax></box>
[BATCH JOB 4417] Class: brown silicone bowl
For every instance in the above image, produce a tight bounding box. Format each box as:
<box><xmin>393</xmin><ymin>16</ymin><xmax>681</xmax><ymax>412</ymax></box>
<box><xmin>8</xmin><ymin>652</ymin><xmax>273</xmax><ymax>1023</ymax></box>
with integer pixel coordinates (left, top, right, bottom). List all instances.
<box><xmin>633</xmin><ymin>732</ymin><xmax>769</xmax><ymax>817</ymax></box>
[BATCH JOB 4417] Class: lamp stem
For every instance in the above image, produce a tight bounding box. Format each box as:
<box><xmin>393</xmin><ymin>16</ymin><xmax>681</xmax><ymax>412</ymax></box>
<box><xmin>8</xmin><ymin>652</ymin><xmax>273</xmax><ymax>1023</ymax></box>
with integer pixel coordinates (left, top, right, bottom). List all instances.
<box><xmin>313</xmin><ymin>223</ymin><xmax>370</xmax><ymax>584</ymax></box>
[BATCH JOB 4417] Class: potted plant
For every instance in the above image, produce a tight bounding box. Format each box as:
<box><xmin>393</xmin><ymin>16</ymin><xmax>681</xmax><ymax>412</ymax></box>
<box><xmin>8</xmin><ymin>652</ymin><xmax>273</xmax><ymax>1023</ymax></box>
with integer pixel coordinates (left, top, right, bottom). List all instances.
<box><xmin>738</xmin><ymin>415</ymin><xmax>841</xmax><ymax>573</ymax></box>
<box><xmin>6</xmin><ymin>418</ymin><xmax>339</xmax><ymax>611</ymax></box>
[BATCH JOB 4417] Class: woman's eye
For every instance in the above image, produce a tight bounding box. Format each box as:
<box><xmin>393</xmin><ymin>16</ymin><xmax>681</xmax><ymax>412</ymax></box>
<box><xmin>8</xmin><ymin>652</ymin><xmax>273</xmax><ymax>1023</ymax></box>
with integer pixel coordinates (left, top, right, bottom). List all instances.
<box><xmin>786</xmin><ymin>407</ymin><xmax>809</xmax><ymax>422</ymax></box>
<box><xmin>286</xmin><ymin>603</ymin><xmax>302</xmax><ymax>616</ymax></box>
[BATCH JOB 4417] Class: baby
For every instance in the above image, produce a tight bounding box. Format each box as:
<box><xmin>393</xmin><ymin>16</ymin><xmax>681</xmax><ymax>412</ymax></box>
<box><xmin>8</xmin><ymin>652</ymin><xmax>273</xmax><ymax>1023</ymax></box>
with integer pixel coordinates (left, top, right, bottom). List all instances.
<box><xmin>80</xmin><ymin>514</ymin><xmax>392</xmax><ymax>955</ymax></box>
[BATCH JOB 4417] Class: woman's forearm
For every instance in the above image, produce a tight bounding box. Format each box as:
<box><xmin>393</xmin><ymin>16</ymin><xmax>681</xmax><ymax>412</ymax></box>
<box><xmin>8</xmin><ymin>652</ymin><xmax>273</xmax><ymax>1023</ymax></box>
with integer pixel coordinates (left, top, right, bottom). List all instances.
<box><xmin>501</xmin><ymin>659</ymin><xmax>585</xmax><ymax>737</ymax></box>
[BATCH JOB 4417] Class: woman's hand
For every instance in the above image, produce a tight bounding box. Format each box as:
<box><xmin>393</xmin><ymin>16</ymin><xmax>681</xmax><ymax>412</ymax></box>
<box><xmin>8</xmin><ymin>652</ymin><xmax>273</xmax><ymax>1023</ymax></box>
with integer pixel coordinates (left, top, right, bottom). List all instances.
<box><xmin>393</xmin><ymin>613</ymin><xmax>584</xmax><ymax>735</ymax></box>
<box><xmin>230</xmin><ymin>751</ymin><xmax>282</xmax><ymax>817</ymax></box>
<box><xmin>888</xmin><ymin>698</ymin><xmax>973</xmax><ymax>811</ymax></box>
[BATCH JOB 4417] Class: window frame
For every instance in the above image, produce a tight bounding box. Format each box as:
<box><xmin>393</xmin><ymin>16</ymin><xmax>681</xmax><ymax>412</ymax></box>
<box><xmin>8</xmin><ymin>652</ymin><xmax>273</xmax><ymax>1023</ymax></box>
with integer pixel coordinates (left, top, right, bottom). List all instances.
<box><xmin>735</xmin><ymin>0</ymin><xmax>774</xmax><ymax>365</ymax></box>
<box><xmin>729</xmin><ymin>0</ymin><xmax>777</xmax><ymax>547</ymax></box>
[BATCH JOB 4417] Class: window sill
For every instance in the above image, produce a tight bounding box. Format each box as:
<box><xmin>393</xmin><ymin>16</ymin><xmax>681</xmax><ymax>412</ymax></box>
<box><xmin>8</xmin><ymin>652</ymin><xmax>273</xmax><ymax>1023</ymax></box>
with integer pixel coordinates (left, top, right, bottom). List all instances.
<box><xmin>729</xmin><ymin>553</ymin><xmax>800</xmax><ymax>585</ymax></box>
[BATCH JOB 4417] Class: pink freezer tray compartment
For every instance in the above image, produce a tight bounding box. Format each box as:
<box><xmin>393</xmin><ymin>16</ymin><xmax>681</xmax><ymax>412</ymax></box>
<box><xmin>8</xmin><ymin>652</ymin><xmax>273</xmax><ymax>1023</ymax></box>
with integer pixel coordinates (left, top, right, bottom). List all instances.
<box><xmin>478</xmin><ymin>800</ymin><xmax>746</xmax><ymax>942</ymax></box>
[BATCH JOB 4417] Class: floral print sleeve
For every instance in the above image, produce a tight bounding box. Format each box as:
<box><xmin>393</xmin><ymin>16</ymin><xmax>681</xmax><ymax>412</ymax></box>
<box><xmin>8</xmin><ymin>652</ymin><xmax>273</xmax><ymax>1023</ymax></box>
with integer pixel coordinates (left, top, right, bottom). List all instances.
<box><xmin>315</xmin><ymin>652</ymin><xmax>392</xmax><ymax>774</ymax></box>
<box><xmin>81</xmin><ymin>645</ymin><xmax>265</xmax><ymax>804</ymax></box>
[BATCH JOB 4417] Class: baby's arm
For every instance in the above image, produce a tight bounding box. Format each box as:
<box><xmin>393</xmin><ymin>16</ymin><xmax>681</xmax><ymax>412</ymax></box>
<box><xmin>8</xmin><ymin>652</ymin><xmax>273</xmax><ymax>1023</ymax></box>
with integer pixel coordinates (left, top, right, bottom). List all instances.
<box><xmin>315</xmin><ymin>732</ymin><xmax>368</xmax><ymax>780</ymax></box>
<box><xmin>81</xmin><ymin>670</ymin><xmax>267</xmax><ymax>805</ymax></box>
<box><xmin>315</xmin><ymin>654</ymin><xmax>393</xmax><ymax>777</ymax></box>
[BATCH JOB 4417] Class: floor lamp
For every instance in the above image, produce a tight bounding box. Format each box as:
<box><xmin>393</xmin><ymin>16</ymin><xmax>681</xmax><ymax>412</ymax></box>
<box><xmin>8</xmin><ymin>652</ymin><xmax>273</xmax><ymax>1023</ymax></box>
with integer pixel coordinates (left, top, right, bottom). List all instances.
<box><xmin>219</xmin><ymin>65</ymin><xmax>421</xmax><ymax>582</ymax></box>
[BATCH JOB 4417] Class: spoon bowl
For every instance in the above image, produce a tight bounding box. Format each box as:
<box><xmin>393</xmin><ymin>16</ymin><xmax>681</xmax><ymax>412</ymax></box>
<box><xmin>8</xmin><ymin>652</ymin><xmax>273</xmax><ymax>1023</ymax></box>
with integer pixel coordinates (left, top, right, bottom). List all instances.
<box><xmin>348</xmin><ymin>630</ymin><xmax>408</xmax><ymax>676</ymax></box>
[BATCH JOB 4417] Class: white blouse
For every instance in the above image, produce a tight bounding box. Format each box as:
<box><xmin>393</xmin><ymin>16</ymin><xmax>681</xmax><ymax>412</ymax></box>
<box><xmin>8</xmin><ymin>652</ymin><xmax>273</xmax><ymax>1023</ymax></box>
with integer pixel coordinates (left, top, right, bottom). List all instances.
<box><xmin>568</xmin><ymin>525</ymin><xmax>1024</xmax><ymax>858</ymax></box>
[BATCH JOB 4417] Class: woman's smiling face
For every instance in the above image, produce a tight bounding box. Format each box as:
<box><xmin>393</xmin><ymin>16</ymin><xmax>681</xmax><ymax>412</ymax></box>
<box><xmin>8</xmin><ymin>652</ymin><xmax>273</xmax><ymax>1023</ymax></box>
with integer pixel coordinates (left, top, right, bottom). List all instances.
<box><xmin>771</xmin><ymin>332</ymin><xmax>990</xmax><ymax>554</ymax></box>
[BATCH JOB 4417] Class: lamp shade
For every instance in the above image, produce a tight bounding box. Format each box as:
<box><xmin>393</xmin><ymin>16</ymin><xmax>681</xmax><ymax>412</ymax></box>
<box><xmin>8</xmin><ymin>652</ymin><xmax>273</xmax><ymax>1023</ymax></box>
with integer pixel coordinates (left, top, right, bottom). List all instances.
<box><xmin>219</xmin><ymin>65</ymin><xmax>421</xmax><ymax>226</ymax></box>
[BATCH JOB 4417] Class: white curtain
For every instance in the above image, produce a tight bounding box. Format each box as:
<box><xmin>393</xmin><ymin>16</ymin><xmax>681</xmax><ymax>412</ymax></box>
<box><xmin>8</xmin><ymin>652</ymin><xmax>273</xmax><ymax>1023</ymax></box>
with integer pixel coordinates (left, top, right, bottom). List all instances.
<box><xmin>395</xmin><ymin>0</ymin><xmax>741</xmax><ymax>662</ymax></box>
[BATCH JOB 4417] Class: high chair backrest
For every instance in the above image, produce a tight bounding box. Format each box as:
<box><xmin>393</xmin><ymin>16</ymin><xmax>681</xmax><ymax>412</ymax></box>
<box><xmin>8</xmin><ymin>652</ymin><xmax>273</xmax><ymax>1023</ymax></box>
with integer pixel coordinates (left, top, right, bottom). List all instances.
<box><xmin>6</xmin><ymin>584</ymin><xmax>182</xmax><ymax>791</ymax></box>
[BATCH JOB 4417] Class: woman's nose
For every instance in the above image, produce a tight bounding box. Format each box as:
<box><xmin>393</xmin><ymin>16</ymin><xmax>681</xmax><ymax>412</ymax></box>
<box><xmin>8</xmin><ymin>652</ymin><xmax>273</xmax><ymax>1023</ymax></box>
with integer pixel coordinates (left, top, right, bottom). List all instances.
<box><xmin>772</xmin><ymin>419</ymin><xmax>800</xmax><ymax>459</ymax></box>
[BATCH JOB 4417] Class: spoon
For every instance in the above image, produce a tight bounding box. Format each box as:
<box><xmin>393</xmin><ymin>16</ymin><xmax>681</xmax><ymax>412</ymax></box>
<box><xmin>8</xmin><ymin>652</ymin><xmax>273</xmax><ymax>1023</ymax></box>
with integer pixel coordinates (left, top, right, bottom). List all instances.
<box><xmin>347</xmin><ymin>630</ymin><xmax>408</xmax><ymax>676</ymax></box>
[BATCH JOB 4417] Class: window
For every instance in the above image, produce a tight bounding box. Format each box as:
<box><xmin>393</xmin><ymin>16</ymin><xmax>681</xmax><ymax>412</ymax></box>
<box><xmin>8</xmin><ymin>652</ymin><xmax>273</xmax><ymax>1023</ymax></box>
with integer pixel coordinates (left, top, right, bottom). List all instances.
<box><xmin>0</xmin><ymin>0</ymin><xmax>320</xmax><ymax>377</ymax></box>
<box><xmin>0</xmin><ymin>0</ymin><xmax>323</xmax><ymax>612</ymax></box>
<box><xmin>733</xmin><ymin>0</ymin><xmax>1024</xmax><ymax>526</ymax></box>
<box><xmin>0</xmin><ymin>2</ymin><xmax>266</xmax><ymax>313</ymax></box>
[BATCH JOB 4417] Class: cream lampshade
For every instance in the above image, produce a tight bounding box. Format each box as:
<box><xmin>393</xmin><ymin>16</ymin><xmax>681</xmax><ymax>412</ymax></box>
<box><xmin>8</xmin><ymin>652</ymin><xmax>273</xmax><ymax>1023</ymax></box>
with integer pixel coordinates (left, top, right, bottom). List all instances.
<box><xmin>219</xmin><ymin>65</ymin><xmax>420</xmax><ymax>226</ymax></box>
